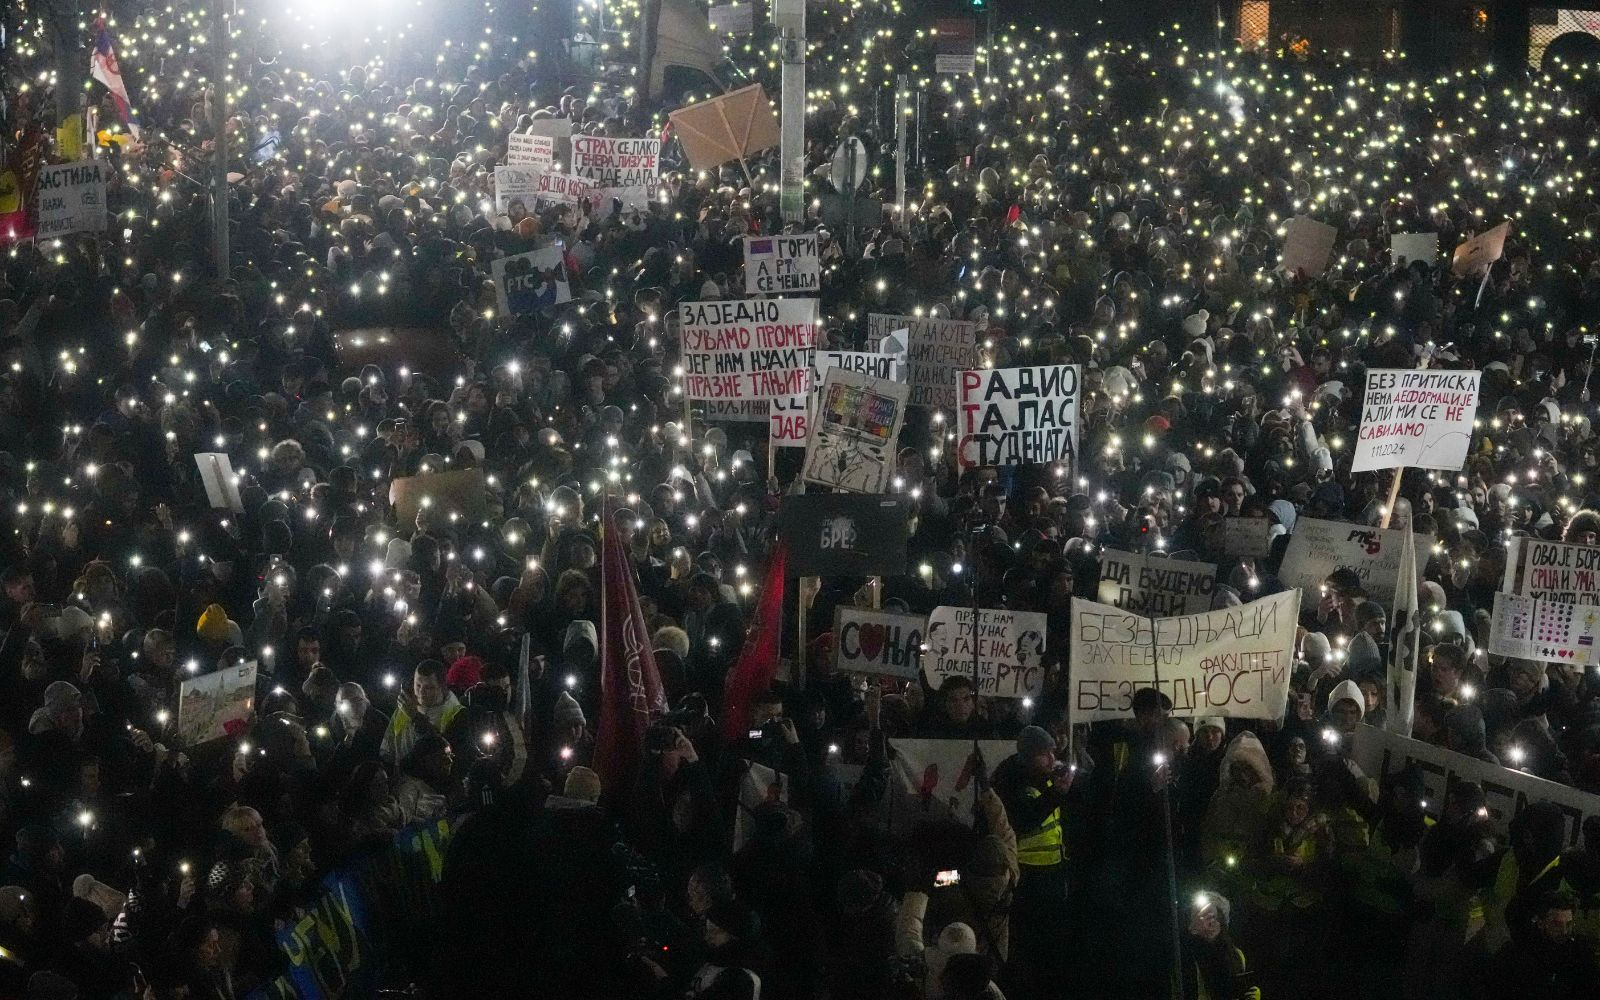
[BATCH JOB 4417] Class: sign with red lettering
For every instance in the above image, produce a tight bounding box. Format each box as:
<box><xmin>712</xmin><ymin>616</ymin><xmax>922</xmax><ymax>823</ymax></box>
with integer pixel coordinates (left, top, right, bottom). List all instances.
<box><xmin>833</xmin><ymin>606</ymin><xmax>926</xmax><ymax>679</ymax></box>
<box><xmin>924</xmin><ymin>606</ymin><xmax>1048</xmax><ymax>700</ymax></box>
<box><xmin>867</xmin><ymin>313</ymin><xmax>978</xmax><ymax>409</ymax></box>
<box><xmin>680</xmin><ymin>298</ymin><xmax>818</xmax><ymax>400</ymax></box>
<box><xmin>1351</xmin><ymin>368</ymin><xmax>1481</xmax><ymax>473</ymax></box>
<box><xmin>1069</xmin><ymin>590</ymin><xmax>1300</xmax><ymax>721</ymax></box>
<box><xmin>571</xmin><ymin>135</ymin><xmax>660</xmax><ymax>209</ymax></box>
<box><xmin>769</xmin><ymin>392</ymin><xmax>808</xmax><ymax>448</ymax></box>
<box><xmin>1503</xmin><ymin>537</ymin><xmax>1600</xmax><ymax>604</ymax></box>
<box><xmin>957</xmin><ymin>365</ymin><xmax>1080</xmax><ymax>469</ymax></box>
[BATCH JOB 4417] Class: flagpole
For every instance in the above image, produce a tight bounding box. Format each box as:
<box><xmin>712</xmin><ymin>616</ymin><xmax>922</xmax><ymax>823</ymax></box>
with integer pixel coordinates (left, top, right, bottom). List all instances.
<box><xmin>210</xmin><ymin>0</ymin><xmax>231</xmax><ymax>279</ymax></box>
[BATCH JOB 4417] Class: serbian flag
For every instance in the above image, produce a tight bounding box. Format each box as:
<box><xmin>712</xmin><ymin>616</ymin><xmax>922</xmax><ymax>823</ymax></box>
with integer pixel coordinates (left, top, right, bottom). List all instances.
<box><xmin>720</xmin><ymin>541</ymin><xmax>787</xmax><ymax>744</ymax></box>
<box><xmin>595</xmin><ymin>496</ymin><xmax>670</xmax><ymax>797</ymax></box>
<box><xmin>90</xmin><ymin>17</ymin><xmax>141</xmax><ymax>139</ymax></box>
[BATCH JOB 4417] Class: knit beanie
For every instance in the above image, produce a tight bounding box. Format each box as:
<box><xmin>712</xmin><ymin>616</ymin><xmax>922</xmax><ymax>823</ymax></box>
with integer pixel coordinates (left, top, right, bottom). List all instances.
<box><xmin>196</xmin><ymin>604</ymin><xmax>233</xmax><ymax>642</ymax></box>
<box><xmin>563</xmin><ymin>766</ymin><xmax>602</xmax><ymax>804</ymax></box>
<box><xmin>1016</xmin><ymin>725</ymin><xmax>1054</xmax><ymax>758</ymax></box>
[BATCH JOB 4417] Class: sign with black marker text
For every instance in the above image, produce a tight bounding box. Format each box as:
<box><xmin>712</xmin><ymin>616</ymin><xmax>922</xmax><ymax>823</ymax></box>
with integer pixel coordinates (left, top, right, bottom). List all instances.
<box><xmin>1351</xmin><ymin>368</ymin><xmax>1480</xmax><ymax>473</ymax></box>
<box><xmin>745</xmin><ymin>234</ymin><xmax>820</xmax><ymax>294</ymax></box>
<box><xmin>957</xmin><ymin>365</ymin><xmax>1080</xmax><ymax>469</ymax></box>
<box><xmin>923</xmin><ymin>607</ymin><xmax>1048</xmax><ymax>700</ymax></box>
<box><xmin>680</xmin><ymin>298</ymin><xmax>818</xmax><ymax>400</ymax></box>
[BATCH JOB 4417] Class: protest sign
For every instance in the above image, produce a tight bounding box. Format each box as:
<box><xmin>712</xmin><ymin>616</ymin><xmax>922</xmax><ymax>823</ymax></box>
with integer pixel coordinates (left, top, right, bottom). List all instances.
<box><xmin>507</xmin><ymin>132</ymin><xmax>555</xmax><ymax>166</ymax></box>
<box><xmin>836</xmin><ymin>738</ymin><xmax>1015</xmax><ymax>834</ymax></box>
<box><xmin>924</xmin><ymin>607</ymin><xmax>1048</xmax><ymax>699</ymax></box>
<box><xmin>571</xmin><ymin>135</ymin><xmax>660</xmax><ymax>209</ymax></box>
<box><xmin>778</xmin><ymin>494</ymin><xmax>909</xmax><ymax>576</ymax></box>
<box><xmin>177</xmin><ymin>660</ymin><xmax>257</xmax><ymax>746</ymax></box>
<box><xmin>833</xmin><ymin>607</ymin><xmax>926</xmax><ymax>679</ymax></box>
<box><xmin>933</xmin><ymin>18</ymin><xmax>977</xmax><ymax>74</ymax></box>
<box><xmin>1350</xmin><ymin>368</ymin><xmax>1480</xmax><ymax>473</ymax></box>
<box><xmin>1279</xmin><ymin>216</ymin><xmax>1338</xmax><ymax>277</ymax></box>
<box><xmin>867</xmin><ymin>313</ymin><xmax>979</xmax><ymax>409</ymax></box>
<box><xmin>1488</xmin><ymin>591</ymin><xmax>1600</xmax><ymax>665</ymax></box>
<box><xmin>1278</xmin><ymin>517</ymin><xmax>1430</xmax><ymax>601</ymax></box>
<box><xmin>680</xmin><ymin>298</ymin><xmax>818</xmax><ymax>400</ymax></box>
<box><xmin>1352</xmin><ymin>724</ymin><xmax>1600</xmax><ymax>848</ymax></box>
<box><xmin>389</xmin><ymin>469</ymin><xmax>488</xmax><ymax>535</ymax></box>
<box><xmin>703</xmin><ymin>399</ymin><xmax>768</xmax><ymax>422</ymax></box>
<box><xmin>769</xmin><ymin>392</ymin><xmax>809</xmax><ymax>448</ymax></box>
<box><xmin>1221</xmin><ymin>516</ymin><xmax>1274</xmax><ymax>557</ymax></box>
<box><xmin>733</xmin><ymin>760</ymin><xmax>787</xmax><ymax>851</ymax></box>
<box><xmin>956</xmin><ymin>365</ymin><xmax>1080</xmax><ymax>469</ymax></box>
<box><xmin>744</xmin><ymin>233</ymin><xmax>820</xmax><ymax>294</ymax></box>
<box><xmin>1390</xmin><ymin>232</ymin><xmax>1438</xmax><ymax>266</ymax></box>
<box><xmin>709</xmin><ymin>3</ymin><xmax>754</xmax><ymax>33</ymax></box>
<box><xmin>1503</xmin><ymin>536</ymin><xmax>1600</xmax><ymax>603</ymax></box>
<box><xmin>35</xmin><ymin>160</ymin><xmax>107</xmax><ymax>238</ymax></box>
<box><xmin>802</xmin><ymin>368</ymin><xmax>909</xmax><ymax>493</ymax></box>
<box><xmin>529</xmin><ymin>172</ymin><xmax>595</xmax><ymax>207</ymax></box>
<box><xmin>491</xmin><ymin>245</ymin><xmax>571</xmax><ymax>316</ymax></box>
<box><xmin>1069</xmin><ymin>591</ymin><xmax>1300</xmax><ymax>721</ymax></box>
<box><xmin>493</xmin><ymin>164</ymin><xmax>540</xmax><ymax>217</ymax></box>
<box><xmin>194</xmin><ymin>452</ymin><xmax>244</xmax><ymax>513</ymax></box>
<box><xmin>1097</xmin><ymin>549</ymin><xmax>1217</xmax><ymax>617</ymax></box>
<box><xmin>1451</xmin><ymin>220</ymin><xmax>1510</xmax><ymax>276</ymax></box>
<box><xmin>813</xmin><ymin>349</ymin><xmax>904</xmax><ymax>386</ymax></box>
<box><xmin>667</xmin><ymin>85</ymin><xmax>781</xmax><ymax>171</ymax></box>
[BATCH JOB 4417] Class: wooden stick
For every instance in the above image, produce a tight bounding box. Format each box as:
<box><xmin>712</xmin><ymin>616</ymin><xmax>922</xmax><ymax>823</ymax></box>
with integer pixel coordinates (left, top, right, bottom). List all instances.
<box><xmin>1378</xmin><ymin>356</ymin><xmax>1431</xmax><ymax>529</ymax></box>
<box><xmin>796</xmin><ymin>576</ymin><xmax>813</xmax><ymax>690</ymax></box>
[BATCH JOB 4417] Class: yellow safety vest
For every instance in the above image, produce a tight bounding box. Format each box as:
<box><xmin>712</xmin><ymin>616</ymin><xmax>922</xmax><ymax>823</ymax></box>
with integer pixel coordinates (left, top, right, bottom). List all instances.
<box><xmin>1016</xmin><ymin>782</ymin><xmax>1064</xmax><ymax>868</ymax></box>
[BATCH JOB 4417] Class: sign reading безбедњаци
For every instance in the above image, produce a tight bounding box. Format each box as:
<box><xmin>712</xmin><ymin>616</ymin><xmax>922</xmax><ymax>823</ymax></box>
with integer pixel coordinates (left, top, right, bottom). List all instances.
<box><xmin>1351</xmin><ymin>368</ymin><xmax>1481</xmax><ymax>473</ymax></box>
<box><xmin>1068</xmin><ymin>590</ymin><xmax>1300</xmax><ymax>720</ymax></box>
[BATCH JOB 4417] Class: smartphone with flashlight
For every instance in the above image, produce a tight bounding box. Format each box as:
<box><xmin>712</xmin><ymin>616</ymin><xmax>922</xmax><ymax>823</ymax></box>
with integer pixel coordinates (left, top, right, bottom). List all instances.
<box><xmin>934</xmin><ymin>870</ymin><xmax>961</xmax><ymax>888</ymax></box>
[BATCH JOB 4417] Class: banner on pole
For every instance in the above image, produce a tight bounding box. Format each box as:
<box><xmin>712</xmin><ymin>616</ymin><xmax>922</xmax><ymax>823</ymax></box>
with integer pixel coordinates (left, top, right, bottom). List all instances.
<box><xmin>492</xmin><ymin>246</ymin><xmax>571</xmax><ymax>316</ymax></box>
<box><xmin>1068</xmin><ymin>590</ymin><xmax>1300</xmax><ymax>721</ymax></box>
<box><xmin>933</xmin><ymin>18</ymin><xmax>977</xmax><ymax>74</ymax></box>
<box><xmin>867</xmin><ymin>313</ymin><xmax>979</xmax><ymax>409</ymax></box>
<box><xmin>769</xmin><ymin>392</ymin><xmax>809</xmax><ymax>448</ymax></box>
<box><xmin>832</xmin><ymin>606</ymin><xmax>926</xmax><ymax>679</ymax></box>
<box><xmin>956</xmin><ymin>365</ymin><xmax>1080</xmax><ymax>469</ymax></box>
<box><xmin>1351</xmin><ymin>368</ymin><xmax>1480</xmax><ymax>473</ymax></box>
<box><xmin>802</xmin><ymin>368</ymin><xmax>909</xmax><ymax>493</ymax></box>
<box><xmin>923</xmin><ymin>607</ymin><xmax>1048</xmax><ymax>700</ymax></box>
<box><xmin>680</xmin><ymin>298</ymin><xmax>818</xmax><ymax>400</ymax></box>
<box><xmin>1097</xmin><ymin>549</ymin><xmax>1217</xmax><ymax>617</ymax></box>
<box><xmin>35</xmin><ymin>160</ymin><xmax>107</xmax><ymax>239</ymax></box>
<box><xmin>667</xmin><ymin>85</ymin><xmax>781</xmax><ymax>171</ymax></box>
<box><xmin>1278</xmin><ymin>517</ymin><xmax>1430</xmax><ymax>603</ymax></box>
<box><xmin>744</xmin><ymin>233</ymin><xmax>820</xmax><ymax>294</ymax></box>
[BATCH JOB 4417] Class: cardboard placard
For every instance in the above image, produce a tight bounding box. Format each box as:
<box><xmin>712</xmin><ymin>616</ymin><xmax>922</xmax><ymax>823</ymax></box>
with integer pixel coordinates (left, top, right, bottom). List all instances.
<box><xmin>177</xmin><ymin>660</ymin><xmax>257</xmax><ymax>747</ymax></box>
<box><xmin>35</xmin><ymin>160</ymin><xmax>108</xmax><ymax>238</ymax></box>
<box><xmin>1488</xmin><ymin>591</ymin><xmax>1600</xmax><ymax>665</ymax></box>
<box><xmin>1278</xmin><ymin>517</ymin><xmax>1430</xmax><ymax>603</ymax></box>
<box><xmin>507</xmin><ymin>132</ymin><xmax>555</xmax><ymax>167</ymax></box>
<box><xmin>744</xmin><ymin>234</ymin><xmax>820</xmax><ymax>294</ymax></box>
<box><xmin>1503</xmin><ymin>536</ymin><xmax>1600</xmax><ymax>604</ymax></box>
<box><xmin>571</xmin><ymin>135</ymin><xmax>661</xmax><ymax>209</ymax></box>
<box><xmin>703</xmin><ymin>399</ymin><xmax>768</xmax><ymax>422</ymax></box>
<box><xmin>667</xmin><ymin>85</ymin><xmax>781</xmax><ymax>171</ymax></box>
<box><xmin>1350</xmin><ymin>368</ymin><xmax>1481</xmax><ymax>473</ymax></box>
<box><xmin>1279</xmin><ymin>216</ymin><xmax>1338</xmax><ymax>277</ymax></box>
<box><xmin>923</xmin><ymin>607</ymin><xmax>1048</xmax><ymax>699</ymax></box>
<box><xmin>832</xmin><ymin>606</ymin><xmax>926</xmax><ymax>679</ymax></box>
<box><xmin>1390</xmin><ymin>232</ymin><xmax>1438</xmax><ymax>266</ymax></box>
<box><xmin>866</xmin><ymin>313</ymin><xmax>979</xmax><ymax>409</ymax></box>
<box><xmin>194</xmin><ymin>452</ymin><xmax>245</xmax><ymax>513</ymax></box>
<box><xmin>801</xmin><ymin>368</ymin><xmax>909</xmax><ymax>493</ymax></box>
<box><xmin>679</xmin><ymin>298</ymin><xmax>818</xmax><ymax>400</ymax></box>
<box><xmin>491</xmin><ymin>246</ymin><xmax>571</xmax><ymax>316</ymax></box>
<box><xmin>813</xmin><ymin>349</ymin><xmax>905</xmax><ymax>387</ymax></box>
<box><xmin>1221</xmin><ymin>516</ymin><xmax>1274</xmax><ymax>558</ymax></box>
<box><xmin>1097</xmin><ymin>549</ymin><xmax>1218</xmax><ymax>617</ymax></box>
<box><xmin>768</xmin><ymin>392</ymin><xmax>809</xmax><ymax>448</ymax></box>
<box><xmin>1069</xmin><ymin>591</ymin><xmax>1300</xmax><ymax>721</ymax></box>
<box><xmin>1451</xmin><ymin>220</ymin><xmax>1510</xmax><ymax>276</ymax></box>
<box><xmin>957</xmin><ymin>365</ymin><xmax>1080</xmax><ymax>469</ymax></box>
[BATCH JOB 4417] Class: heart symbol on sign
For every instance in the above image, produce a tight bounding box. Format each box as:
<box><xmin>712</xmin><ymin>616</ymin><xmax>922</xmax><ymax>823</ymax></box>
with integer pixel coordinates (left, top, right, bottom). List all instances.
<box><xmin>859</xmin><ymin>623</ymin><xmax>887</xmax><ymax>661</ymax></box>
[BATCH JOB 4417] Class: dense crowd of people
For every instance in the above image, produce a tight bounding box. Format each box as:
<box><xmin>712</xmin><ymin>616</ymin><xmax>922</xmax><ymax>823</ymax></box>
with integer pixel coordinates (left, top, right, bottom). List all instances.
<box><xmin>2</xmin><ymin>1</ymin><xmax>1600</xmax><ymax>998</ymax></box>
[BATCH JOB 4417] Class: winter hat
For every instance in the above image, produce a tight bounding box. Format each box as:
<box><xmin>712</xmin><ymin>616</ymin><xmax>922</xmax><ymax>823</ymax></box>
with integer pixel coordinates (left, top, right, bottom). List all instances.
<box><xmin>563</xmin><ymin>766</ymin><xmax>601</xmax><ymax>804</ymax></box>
<box><xmin>1267</xmin><ymin>499</ymin><xmax>1298</xmax><ymax>534</ymax></box>
<box><xmin>196</xmin><ymin>604</ymin><xmax>233</xmax><ymax>642</ymax></box>
<box><xmin>1194</xmin><ymin>717</ymin><xmax>1226</xmax><ymax>737</ymax></box>
<box><xmin>564</xmin><ymin>619</ymin><xmax>598</xmax><ymax>658</ymax></box>
<box><xmin>72</xmin><ymin>875</ymin><xmax>125</xmax><ymax>919</ymax></box>
<box><xmin>653</xmin><ymin>625</ymin><xmax>690</xmax><ymax>661</ymax></box>
<box><xmin>1328</xmin><ymin>679</ymin><xmax>1365</xmax><ymax>721</ymax></box>
<box><xmin>1355</xmin><ymin>601</ymin><xmax>1386</xmax><ymax>627</ymax></box>
<box><xmin>927</xmin><ymin>921</ymin><xmax>979</xmax><ymax>985</ymax></box>
<box><xmin>43</xmin><ymin>680</ymin><xmax>82</xmax><ymax>708</ymax></box>
<box><xmin>1016</xmin><ymin>725</ymin><xmax>1055</xmax><ymax>759</ymax></box>
<box><xmin>552</xmin><ymin>690</ymin><xmax>586</xmax><ymax>729</ymax></box>
<box><xmin>1301</xmin><ymin>631</ymin><xmax>1333</xmax><ymax>667</ymax></box>
<box><xmin>1194</xmin><ymin>891</ymin><xmax>1232</xmax><ymax>926</ymax></box>
<box><xmin>1182</xmin><ymin>310</ymin><xmax>1210</xmax><ymax>338</ymax></box>
<box><xmin>446</xmin><ymin>655</ymin><xmax>484</xmax><ymax>691</ymax></box>
<box><xmin>837</xmin><ymin>869</ymin><xmax>885</xmax><ymax>915</ymax></box>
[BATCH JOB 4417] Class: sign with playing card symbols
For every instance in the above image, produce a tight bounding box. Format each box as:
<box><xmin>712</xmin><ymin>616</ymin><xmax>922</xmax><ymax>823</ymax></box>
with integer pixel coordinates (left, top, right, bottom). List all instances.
<box><xmin>833</xmin><ymin>606</ymin><xmax>926</xmax><ymax>679</ymax></box>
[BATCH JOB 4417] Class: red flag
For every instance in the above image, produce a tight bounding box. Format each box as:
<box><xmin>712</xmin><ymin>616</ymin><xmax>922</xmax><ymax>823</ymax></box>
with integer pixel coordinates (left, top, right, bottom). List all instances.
<box><xmin>595</xmin><ymin>499</ymin><xmax>669</xmax><ymax>796</ymax></box>
<box><xmin>721</xmin><ymin>541</ymin><xmax>788</xmax><ymax>744</ymax></box>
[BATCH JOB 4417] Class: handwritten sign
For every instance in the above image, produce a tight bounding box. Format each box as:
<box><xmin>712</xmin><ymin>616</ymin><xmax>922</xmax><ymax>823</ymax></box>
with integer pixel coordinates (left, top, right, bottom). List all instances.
<box><xmin>744</xmin><ymin>234</ymin><xmax>820</xmax><ymax>293</ymax></box>
<box><xmin>703</xmin><ymin>399</ymin><xmax>768</xmax><ymax>422</ymax></box>
<box><xmin>1504</xmin><ymin>537</ymin><xmax>1600</xmax><ymax>603</ymax></box>
<box><xmin>813</xmin><ymin>349</ymin><xmax>904</xmax><ymax>386</ymax></box>
<box><xmin>1069</xmin><ymin>591</ymin><xmax>1300</xmax><ymax>721</ymax></box>
<box><xmin>957</xmin><ymin>365</ymin><xmax>1080</xmax><ymax>469</ymax></box>
<box><xmin>769</xmin><ymin>392</ymin><xmax>809</xmax><ymax>448</ymax></box>
<box><xmin>833</xmin><ymin>607</ymin><xmax>926</xmax><ymax>679</ymax></box>
<box><xmin>923</xmin><ymin>607</ymin><xmax>1048</xmax><ymax>699</ymax></box>
<box><xmin>1097</xmin><ymin>550</ymin><xmax>1217</xmax><ymax>617</ymax></box>
<box><xmin>867</xmin><ymin>313</ymin><xmax>979</xmax><ymax>409</ymax></box>
<box><xmin>507</xmin><ymin>132</ymin><xmax>555</xmax><ymax>167</ymax></box>
<box><xmin>1221</xmin><ymin>517</ymin><xmax>1274</xmax><ymax>558</ymax></box>
<box><xmin>1351</xmin><ymin>368</ymin><xmax>1481</xmax><ymax>473</ymax></box>
<box><xmin>802</xmin><ymin>368</ymin><xmax>909</xmax><ymax>493</ymax></box>
<box><xmin>1278</xmin><ymin>517</ymin><xmax>1430</xmax><ymax>602</ymax></box>
<box><xmin>571</xmin><ymin>135</ymin><xmax>660</xmax><ymax>209</ymax></box>
<box><xmin>493</xmin><ymin>165</ymin><xmax>540</xmax><ymax>217</ymax></box>
<box><xmin>680</xmin><ymin>298</ymin><xmax>818</xmax><ymax>400</ymax></box>
<box><xmin>35</xmin><ymin>160</ymin><xmax>107</xmax><ymax>238</ymax></box>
